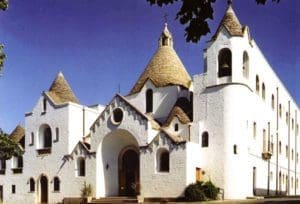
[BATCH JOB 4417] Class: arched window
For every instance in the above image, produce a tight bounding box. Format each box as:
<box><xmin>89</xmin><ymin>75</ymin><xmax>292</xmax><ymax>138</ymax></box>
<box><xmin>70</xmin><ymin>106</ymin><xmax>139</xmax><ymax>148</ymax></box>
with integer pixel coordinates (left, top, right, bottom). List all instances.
<box><xmin>157</xmin><ymin>149</ymin><xmax>169</xmax><ymax>172</ymax></box>
<box><xmin>263</xmin><ymin>129</ymin><xmax>267</xmax><ymax>152</ymax></box>
<box><xmin>271</xmin><ymin>94</ymin><xmax>275</xmax><ymax>110</ymax></box>
<box><xmin>218</xmin><ymin>48</ymin><xmax>232</xmax><ymax>77</ymax></box>
<box><xmin>44</xmin><ymin>127</ymin><xmax>52</xmax><ymax>148</ymax></box>
<box><xmin>146</xmin><ymin>89</ymin><xmax>153</xmax><ymax>113</ymax></box>
<box><xmin>38</xmin><ymin>124</ymin><xmax>52</xmax><ymax>151</ymax></box>
<box><xmin>174</xmin><ymin>123</ymin><xmax>179</xmax><ymax>132</ymax></box>
<box><xmin>53</xmin><ymin>177</ymin><xmax>60</xmax><ymax>192</ymax></box>
<box><xmin>77</xmin><ymin>157</ymin><xmax>85</xmax><ymax>177</ymax></box>
<box><xmin>256</xmin><ymin>75</ymin><xmax>260</xmax><ymax>94</ymax></box>
<box><xmin>279</xmin><ymin>104</ymin><xmax>282</xmax><ymax>117</ymax></box>
<box><xmin>243</xmin><ymin>51</ymin><xmax>249</xmax><ymax>78</ymax></box>
<box><xmin>279</xmin><ymin>141</ymin><xmax>282</xmax><ymax>154</ymax></box>
<box><xmin>29</xmin><ymin>178</ymin><xmax>35</xmax><ymax>192</ymax></box>
<box><xmin>262</xmin><ymin>83</ymin><xmax>266</xmax><ymax>100</ymax></box>
<box><xmin>201</xmin><ymin>131</ymin><xmax>209</xmax><ymax>147</ymax></box>
<box><xmin>253</xmin><ymin>122</ymin><xmax>257</xmax><ymax>139</ymax></box>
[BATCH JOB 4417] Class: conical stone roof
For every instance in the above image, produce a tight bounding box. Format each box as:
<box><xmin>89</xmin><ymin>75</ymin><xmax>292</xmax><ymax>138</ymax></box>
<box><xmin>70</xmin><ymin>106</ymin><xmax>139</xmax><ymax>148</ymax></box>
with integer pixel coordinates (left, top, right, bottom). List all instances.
<box><xmin>46</xmin><ymin>72</ymin><xmax>79</xmax><ymax>104</ymax></box>
<box><xmin>10</xmin><ymin>125</ymin><xmax>25</xmax><ymax>143</ymax></box>
<box><xmin>212</xmin><ymin>3</ymin><xmax>244</xmax><ymax>40</ymax></box>
<box><xmin>130</xmin><ymin>24</ymin><xmax>192</xmax><ymax>94</ymax></box>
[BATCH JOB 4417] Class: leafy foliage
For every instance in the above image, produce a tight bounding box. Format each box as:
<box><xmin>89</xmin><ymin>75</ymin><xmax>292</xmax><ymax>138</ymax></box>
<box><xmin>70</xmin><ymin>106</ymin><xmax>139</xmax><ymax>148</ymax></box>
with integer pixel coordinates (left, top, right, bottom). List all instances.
<box><xmin>185</xmin><ymin>181</ymin><xmax>206</xmax><ymax>201</ymax></box>
<box><xmin>147</xmin><ymin>0</ymin><xmax>280</xmax><ymax>43</ymax></box>
<box><xmin>0</xmin><ymin>131</ymin><xmax>23</xmax><ymax>160</ymax></box>
<box><xmin>0</xmin><ymin>0</ymin><xmax>8</xmax><ymax>11</ymax></box>
<box><xmin>80</xmin><ymin>181</ymin><xmax>92</xmax><ymax>198</ymax></box>
<box><xmin>184</xmin><ymin>181</ymin><xmax>219</xmax><ymax>201</ymax></box>
<box><xmin>202</xmin><ymin>180</ymin><xmax>219</xmax><ymax>200</ymax></box>
<box><xmin>0</xmin><ymin>44</ymin><xmax>5</xmax><ymax>75</ymax></box>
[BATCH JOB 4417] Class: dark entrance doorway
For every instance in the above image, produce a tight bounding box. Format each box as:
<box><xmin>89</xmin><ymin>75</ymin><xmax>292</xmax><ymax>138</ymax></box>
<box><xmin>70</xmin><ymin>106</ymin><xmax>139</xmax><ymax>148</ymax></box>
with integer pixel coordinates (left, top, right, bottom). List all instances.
<box><xmin>40</xmin><ymin>175</ymin><xmax>48</xmax><ymax>204</ymax></box>
<box><xmin>119</xmin><ymin>149</ymin><xmax>139</xmax><ymax>196</ymax></box>
<box><xmin>0</xmin><ymin>185</ymin><xmax>3</xmax><ymax>202</ymax></box>
<box><xmin>253</xmin><ymin>167</ymin><xmax>256</xmax><ymax>195</ymax></box>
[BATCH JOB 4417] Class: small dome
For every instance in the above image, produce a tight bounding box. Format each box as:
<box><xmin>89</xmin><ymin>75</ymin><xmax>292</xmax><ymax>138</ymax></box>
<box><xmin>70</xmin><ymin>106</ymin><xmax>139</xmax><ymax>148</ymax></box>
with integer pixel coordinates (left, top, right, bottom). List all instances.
<box><xmin>130</xmin><ymin>25</ymin><xmax>192</xmax><ymax>94</ymax></box>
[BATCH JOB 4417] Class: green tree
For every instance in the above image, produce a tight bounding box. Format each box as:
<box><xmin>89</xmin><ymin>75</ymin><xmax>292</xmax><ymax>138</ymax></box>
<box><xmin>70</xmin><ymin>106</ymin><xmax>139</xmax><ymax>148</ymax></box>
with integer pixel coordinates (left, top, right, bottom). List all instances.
<box><xmin>0</xmin><ymin>130</ymin><xmax>23</xmax><ymax>160</ymax></box>
<box><xmin>0</xmin><ymin>0</ymin><xmax>8</xmax><ymax>11</ymax></box>
<box><xmin>0</xmin><ymin>44</ymin><xmax>5</xmax><ymax>75</ymax></box>
<box><xmin>0</xmin><ymin>0</ymin><xmax>8</xmax><ymax>75</ymax></box>
<box><xmin>147</xmin><ymin>0</ymin><xmax>280</xmax><ymax>43</ymax></box>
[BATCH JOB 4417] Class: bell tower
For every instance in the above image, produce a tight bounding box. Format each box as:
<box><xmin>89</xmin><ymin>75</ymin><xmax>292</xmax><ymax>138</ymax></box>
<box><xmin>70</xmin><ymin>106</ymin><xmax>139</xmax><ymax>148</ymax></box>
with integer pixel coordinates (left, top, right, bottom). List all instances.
<box><xmin>203</xmin><ymin>0</ymin><xmax>252</xmax><ymax>87</ymax></box>
<box><xmin>158</xmin><ymin>23</ymin><xmax>173</xmax><ymax>47</ymax></box>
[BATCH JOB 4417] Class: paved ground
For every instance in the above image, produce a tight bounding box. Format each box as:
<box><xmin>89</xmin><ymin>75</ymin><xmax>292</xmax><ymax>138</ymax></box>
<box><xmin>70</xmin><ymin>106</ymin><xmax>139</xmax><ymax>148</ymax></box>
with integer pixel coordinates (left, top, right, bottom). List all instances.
<box><xmin>144</xmin><ymin>197</ymin><xmax>300</xmax><ymax>203</ymax></box>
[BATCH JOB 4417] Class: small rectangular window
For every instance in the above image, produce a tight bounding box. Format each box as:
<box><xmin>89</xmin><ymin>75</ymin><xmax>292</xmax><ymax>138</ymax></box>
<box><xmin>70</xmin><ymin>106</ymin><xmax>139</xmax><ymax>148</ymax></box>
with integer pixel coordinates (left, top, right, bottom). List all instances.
<box><xmin>233</xmin><ymin>145</ymin><xmax>237</xmax><ymax>154</ymax></box>
<box><xmin>29</xmin><ymin>132</ymin><xmax>34</xmax><ymax>146</ymax></box>
<box><xmin>201</xmin><ymin>132</ymin><xmax>209</xmax><ymax>147</ymax></box>
<box><xmin>0</xmin><ymin>185</ymin><xmax>3</xmax><ymax>201</ymax></box>
<box><xmin>43</xmin><ymin>98</ymin><xmax>47</xmax><ymax>112</ymax></box>
<box><xmin>12</xmin><ymin>185</ymin><xmax>15</xmax><ymax>194</ymax></box>
<box><xmin>54</xmin><ymin>128</ymin><xmax>59</xmax><ymax>142</ymax></box>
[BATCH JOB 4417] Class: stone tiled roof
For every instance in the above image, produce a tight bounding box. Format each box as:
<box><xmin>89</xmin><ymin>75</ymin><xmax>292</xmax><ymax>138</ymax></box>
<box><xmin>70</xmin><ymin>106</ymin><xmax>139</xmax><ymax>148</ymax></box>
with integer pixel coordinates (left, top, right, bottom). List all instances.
<box><xmin>9</xmin><ymin>125</ymin><xmax>25</xmax><ymax>143</ymax></box>
<box><xmin>164</xmin><ymin>97</ymin><xmax>193</xmax><ymax>126</ymax></box>
<box><xmin>212</xmin><ymin>3</ymin><xmax>244</xmax><ymax>40</ymax></box>
<box><xmin>45</xmin><ymin>72</ymin><xmax>79</xmax><ymax>104</ymax></box>
<box><xmin>160</xmin><ymin>128</ymin><xmax>186</xmax><ymax>144</ymax></box>
<box><xmin>130</xmin><ymin>25</ymin><xmax>192</xmax><ymax>94</ymax></box>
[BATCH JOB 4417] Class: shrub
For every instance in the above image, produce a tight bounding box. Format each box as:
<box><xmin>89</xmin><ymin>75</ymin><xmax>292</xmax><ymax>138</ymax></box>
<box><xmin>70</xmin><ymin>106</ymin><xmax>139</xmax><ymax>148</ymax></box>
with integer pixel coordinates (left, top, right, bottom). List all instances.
<box><xmin>184</xmin><ymin>181</ymin><xmax>219</xmax><ymax>201</ymax></box>
<box><xmin>202</xmin><ymin>180</ymin><xmax>219</xmax><ymax>200</ymax></box>
<box><xmin>80</xmin><ymin>181</ymin><xmax>92</xmax><ymax>198</ymax></box>
<box><xmin>184</xmin><ymin>181</ymin><xmax>206</xmax><ymax>201</ymax></box>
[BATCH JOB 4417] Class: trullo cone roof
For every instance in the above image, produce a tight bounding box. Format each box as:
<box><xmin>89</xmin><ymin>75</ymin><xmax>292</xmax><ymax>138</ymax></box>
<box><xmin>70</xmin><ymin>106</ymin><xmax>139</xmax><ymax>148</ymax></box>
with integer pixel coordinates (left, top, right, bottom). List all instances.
<box><xmin>130</xmin><ymin>24</ymin><xmax>192</xmax><ymax>94</ymax></box>
<box><xmin>46</xmin><ymin>72</ymin><xmax>79</xmax><ymax>104</ymax></box>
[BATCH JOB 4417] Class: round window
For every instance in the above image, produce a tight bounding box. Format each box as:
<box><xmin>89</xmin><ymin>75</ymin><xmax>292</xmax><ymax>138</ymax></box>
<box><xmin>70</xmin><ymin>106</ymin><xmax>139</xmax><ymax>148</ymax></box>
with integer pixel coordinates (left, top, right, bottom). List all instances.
<box><xmin>111</xmin><ymin>108</ymin><xmax>123</xmax><ymax>125</ymax></box>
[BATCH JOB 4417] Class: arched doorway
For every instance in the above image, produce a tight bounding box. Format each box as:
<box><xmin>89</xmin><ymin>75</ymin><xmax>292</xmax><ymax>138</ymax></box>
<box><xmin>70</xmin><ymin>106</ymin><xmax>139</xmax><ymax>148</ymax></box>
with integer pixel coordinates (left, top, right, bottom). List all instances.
<box><xmin>40</xmin><ymin>175</ymin><xmax>48</xmax><ymax>204</ymax></box>
<box><xmin>119</xmin><ymin>148</ymin><xmax>139</xmax><ymax>196</ymax></box>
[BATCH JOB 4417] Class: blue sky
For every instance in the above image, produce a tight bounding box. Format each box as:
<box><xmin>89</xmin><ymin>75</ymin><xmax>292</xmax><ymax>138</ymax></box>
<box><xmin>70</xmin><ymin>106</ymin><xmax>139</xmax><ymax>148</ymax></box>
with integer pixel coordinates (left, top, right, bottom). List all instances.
<box><xmin>0</xmin><ymin>0</ymin><xmax>299</xmax><ymax>133</ymax></box>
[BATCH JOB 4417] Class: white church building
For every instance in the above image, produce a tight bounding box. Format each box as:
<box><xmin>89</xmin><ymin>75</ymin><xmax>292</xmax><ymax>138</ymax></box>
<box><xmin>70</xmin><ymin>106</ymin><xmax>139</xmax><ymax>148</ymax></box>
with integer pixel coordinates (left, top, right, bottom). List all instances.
<box><xmin>0</xmin><ymin>3</ymin><xmax>299</xmax><ymax>203</ymax></box>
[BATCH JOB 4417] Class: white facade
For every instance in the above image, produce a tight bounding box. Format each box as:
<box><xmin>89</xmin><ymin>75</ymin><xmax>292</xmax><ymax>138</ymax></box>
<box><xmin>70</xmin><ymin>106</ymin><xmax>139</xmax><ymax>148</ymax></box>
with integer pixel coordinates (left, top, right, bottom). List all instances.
<box><xmin>0</xmin><ymin>4</ymin><xmax>299</xmax><ymax>204</ymax></box>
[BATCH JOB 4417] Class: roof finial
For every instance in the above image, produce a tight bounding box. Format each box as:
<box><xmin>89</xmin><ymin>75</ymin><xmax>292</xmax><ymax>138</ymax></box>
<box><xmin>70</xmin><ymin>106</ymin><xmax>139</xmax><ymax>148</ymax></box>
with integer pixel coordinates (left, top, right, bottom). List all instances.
<box><xmin>164</xmin><ymin>13</ymin><xmax>168</xmax><ymax>26</ymax></box>
<box><xmin>227</xmin><ymin>0</ymin><xmax>233</xmax><ymax>6</ymax></box>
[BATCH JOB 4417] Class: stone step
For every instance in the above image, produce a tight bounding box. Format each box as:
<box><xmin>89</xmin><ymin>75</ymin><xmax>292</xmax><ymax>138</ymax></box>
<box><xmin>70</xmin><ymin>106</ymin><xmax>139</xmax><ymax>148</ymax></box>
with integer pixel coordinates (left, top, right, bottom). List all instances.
<box><xmin>89</xmin><ymin>196</ymin><xmax>138</xmax><ymax>204</ymax></box>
